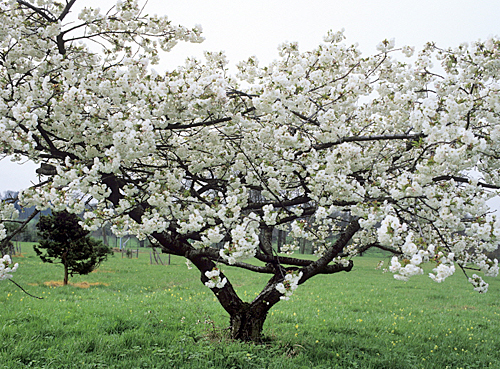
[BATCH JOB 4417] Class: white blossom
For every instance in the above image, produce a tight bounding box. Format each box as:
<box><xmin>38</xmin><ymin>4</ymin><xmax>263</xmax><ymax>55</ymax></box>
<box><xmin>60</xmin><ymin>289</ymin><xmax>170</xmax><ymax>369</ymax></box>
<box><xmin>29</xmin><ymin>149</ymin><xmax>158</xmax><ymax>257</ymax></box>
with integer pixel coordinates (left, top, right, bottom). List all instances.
<box><xmin>468</xmin><ymin>274</ymin><xmax>489</xmax><ymax>293</ymax></box>
<box><xmin>429</xmin><ymin>262</ymin><xmax>456</xmax><ymax>283</ymax></box>
<box><xmin>204</xmin><ymin>268</ymin><xmax>227</xmax><ymax>289</ymax></box>
<box><xmin>0</xmin><ymin>255</ymin><xmax>18</xmax><ymax>281</ymax></box>
<box><xmin>276</xmin><ymin>271</ymin><xmax>302</xmax><ymax>300</ymax></box>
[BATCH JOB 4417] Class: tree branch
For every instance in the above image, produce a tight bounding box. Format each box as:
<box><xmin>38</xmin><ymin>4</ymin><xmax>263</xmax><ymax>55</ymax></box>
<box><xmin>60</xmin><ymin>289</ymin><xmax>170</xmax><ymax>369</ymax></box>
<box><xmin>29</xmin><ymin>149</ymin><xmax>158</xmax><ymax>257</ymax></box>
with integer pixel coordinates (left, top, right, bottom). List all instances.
<box><xmin>1</xmin><ymin>209</ymin><xmax>39</xmax><ymax>249</ymax></box>
<box><xmin>16</xmin><ymin>0</ymin><xmax>56</xmax><ymax>22</ymax></box>
<box><xmin>319</xmin><ymin>260</ymin><xmax>354</xmax><ymax>274</ymax></box>
<box><xmin>432</xmin><ymin>175</ymin><xmax>500</xmax><ymax>190</ymax></box>
<box><xmin>165</xmin><ymin>117</ymin><xmax>232</xmax><ymax>130</ymax></box>
<box><xmin>300</xmin><ymin>218</ymin><xmax>360</xmax><ymax>282</ymax></box>
<box><xmin>291</xmin><ymin>111</ymin><xmax>320</xmax><ymax>126</ymax></box>
<box><xmin>8</xmin><ymin>279</ymin><xmax>43</xmax><ymax>299</ymax></box>
<box><xmin>313</xmin><ymin>133</ymin><xmax>426</xmax><ymax>151</ymax></box>
<box><xmin>58</xmin><ymin>0</ymin><xmax>77</xmax><ymax>21</ymax></box>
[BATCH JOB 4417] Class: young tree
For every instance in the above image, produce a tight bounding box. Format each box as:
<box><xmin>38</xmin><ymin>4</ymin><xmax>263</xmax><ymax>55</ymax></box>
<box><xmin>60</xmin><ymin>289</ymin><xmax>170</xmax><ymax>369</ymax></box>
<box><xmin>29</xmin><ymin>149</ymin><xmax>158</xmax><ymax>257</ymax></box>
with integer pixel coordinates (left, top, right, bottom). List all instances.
<box><xmin>35</xmin><ymin>211</ymin><xmax>112</xmax><ymax>285</ymax></box>
<box><xmin>1</xmin><ymin>0</ymin><xmax>499</xmax><ymax>340</ymax></box>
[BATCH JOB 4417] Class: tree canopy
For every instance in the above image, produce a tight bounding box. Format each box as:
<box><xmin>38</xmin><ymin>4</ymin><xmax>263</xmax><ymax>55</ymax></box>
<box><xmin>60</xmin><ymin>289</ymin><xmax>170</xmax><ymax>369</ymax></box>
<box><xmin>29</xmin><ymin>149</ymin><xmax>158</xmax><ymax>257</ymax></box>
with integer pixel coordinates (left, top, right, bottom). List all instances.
<box><xmin>35</xmin><ymin>210</ymin><xmax>112</xmax><ymax>285</ymax></box>
<box><xmin>1</xmin><ymin>0</ymin><xmax>500</xmax><ymax>340</ymax></box>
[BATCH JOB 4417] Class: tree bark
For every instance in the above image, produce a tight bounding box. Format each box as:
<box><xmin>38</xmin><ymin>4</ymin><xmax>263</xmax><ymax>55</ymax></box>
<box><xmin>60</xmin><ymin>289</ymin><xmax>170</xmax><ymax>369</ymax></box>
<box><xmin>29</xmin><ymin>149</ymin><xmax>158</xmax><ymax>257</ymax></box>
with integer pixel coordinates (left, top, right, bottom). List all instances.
<box><xmin>229</xmin><ymin>303</ymin><xmax>269</xmax><ymax>341</ymax></box>
<box><xmin>300</xmin><ymin>238</ymin><xmax>306</xmax><ymax>254</ymax></box>
<box><xmin>63</xmin><ymin>263</ymin><xmax>69</xmax><ymax>285</ymax></box>
<box><xmin>225</xmin><ymin>274</ymin><xmax>283</xmax><ymax>341</ymax></box>
<box><xmin>277</xmin><ymin>230</ymin><xmax>285</xmax><ymax>253</ymax></box>
<box><xmin>102</xmin><ymin>226</ymin><xmax>108</xmax><ymax>246</ymax></box>
<box><xmin>62</xmin><ymin>250</ymin><xmax>69</xmax><ymax>285</ymax></box>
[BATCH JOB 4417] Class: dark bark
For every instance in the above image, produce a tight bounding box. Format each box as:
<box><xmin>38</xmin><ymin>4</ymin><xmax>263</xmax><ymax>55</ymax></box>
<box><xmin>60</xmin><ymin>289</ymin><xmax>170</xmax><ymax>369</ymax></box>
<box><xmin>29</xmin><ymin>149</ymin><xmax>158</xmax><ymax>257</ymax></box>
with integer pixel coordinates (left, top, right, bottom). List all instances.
<box><xmin>63</xmin><ymin>263</ymin><xmax>69</xmax><ymax>285</ymax></box>
<box><xmin>230</xmin><ymin>303</ymin><xmax>269</xmax><ymax>341</ymax></box>
<box><xmin>301</xmin><ymin>219</ymin><xmax>360</xmax><ymax>281</ymax></box>
<box><xmin>259</xmin><ymin>226</ymin><xmax>273</xmax><ymax>255</ymax></box>
<box><xmin>277</xmin><ymin>230</ymin><xmax>285</xmax><ymax>253</ymax></box>
<box><xmin>226</xmin><ymin>274</ymin><xmax>283</xmax><ymax>341</ymax></box>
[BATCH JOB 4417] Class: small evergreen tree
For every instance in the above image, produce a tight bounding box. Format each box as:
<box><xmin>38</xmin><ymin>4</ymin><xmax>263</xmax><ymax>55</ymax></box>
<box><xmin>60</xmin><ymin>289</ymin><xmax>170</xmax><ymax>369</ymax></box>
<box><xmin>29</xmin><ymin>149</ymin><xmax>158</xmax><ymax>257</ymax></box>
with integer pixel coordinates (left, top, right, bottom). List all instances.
<box><xmin>35</xmin><ymin>211</ymin><xmax>112</xmax><ymax>285</ymax></box>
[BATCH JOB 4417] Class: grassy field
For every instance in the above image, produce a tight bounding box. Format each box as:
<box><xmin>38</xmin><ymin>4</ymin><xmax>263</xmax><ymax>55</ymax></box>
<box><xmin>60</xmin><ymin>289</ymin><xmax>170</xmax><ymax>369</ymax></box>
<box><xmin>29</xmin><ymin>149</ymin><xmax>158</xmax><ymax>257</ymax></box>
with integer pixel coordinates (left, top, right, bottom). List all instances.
<box><xmin>1</xmin><ymin>244</ymin><xmax>499</xmax><ymax>368</ymax></box>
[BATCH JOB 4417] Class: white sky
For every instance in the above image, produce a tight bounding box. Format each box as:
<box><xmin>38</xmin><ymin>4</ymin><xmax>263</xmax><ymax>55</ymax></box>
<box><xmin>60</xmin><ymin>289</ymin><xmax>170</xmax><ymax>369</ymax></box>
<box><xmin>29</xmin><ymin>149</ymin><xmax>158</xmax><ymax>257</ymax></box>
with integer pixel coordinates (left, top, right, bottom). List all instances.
<box><xmin>2</xmin><ymin>0</ymin><xmax>500</xmax><ymax>194</ymax></box>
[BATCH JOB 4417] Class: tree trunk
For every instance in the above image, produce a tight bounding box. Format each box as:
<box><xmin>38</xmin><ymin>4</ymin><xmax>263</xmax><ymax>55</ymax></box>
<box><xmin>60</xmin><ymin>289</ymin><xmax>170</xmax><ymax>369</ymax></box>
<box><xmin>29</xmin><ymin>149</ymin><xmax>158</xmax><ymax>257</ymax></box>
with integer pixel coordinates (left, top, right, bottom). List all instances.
<box><xmin>62</xmin><ymin>250</ymin><xmax>69</xmax><ymax>285</ymax></box>
<box><xmin>63</xmin><ymin>263</ymin><xmax>69</xmax><ymax>285</ymax></box>
<box><xmin>230</xmin><ymin>303</ymin><xmax>269</xmax><ymax>341</ymax></box>
<box><xmin>102</xmin><ymin>226</ymin><xmax>108</xmax><ymax>246</ymax></box>
<box><xmin>277</xmin><ymin>230</ymin><xmax>285</xmax><ymax>253</ymax></box>
<box><xmin>300</xmin><ymin>238</ymin><xmax>306</xmax><ymax>254</ymax></box>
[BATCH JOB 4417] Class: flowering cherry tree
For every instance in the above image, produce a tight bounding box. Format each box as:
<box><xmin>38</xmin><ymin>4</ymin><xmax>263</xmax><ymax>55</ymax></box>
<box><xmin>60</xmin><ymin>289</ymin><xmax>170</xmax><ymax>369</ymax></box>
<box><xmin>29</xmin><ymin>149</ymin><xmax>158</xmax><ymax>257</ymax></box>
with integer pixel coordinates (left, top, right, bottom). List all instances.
<box><xmin>1</xmin><ymin>0</ymin><xmax>500</xmax><ymax>340</ymax></box>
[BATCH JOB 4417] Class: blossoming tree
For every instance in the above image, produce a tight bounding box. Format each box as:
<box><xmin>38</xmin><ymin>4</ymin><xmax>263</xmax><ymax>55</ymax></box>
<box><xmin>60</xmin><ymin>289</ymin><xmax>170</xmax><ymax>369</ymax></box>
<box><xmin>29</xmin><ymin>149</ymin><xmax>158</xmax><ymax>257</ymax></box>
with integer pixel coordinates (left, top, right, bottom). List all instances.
<box><xmin>1</xmin><ymin>0</ymin><xmax>500</xmax><ymax>340</ymax></box>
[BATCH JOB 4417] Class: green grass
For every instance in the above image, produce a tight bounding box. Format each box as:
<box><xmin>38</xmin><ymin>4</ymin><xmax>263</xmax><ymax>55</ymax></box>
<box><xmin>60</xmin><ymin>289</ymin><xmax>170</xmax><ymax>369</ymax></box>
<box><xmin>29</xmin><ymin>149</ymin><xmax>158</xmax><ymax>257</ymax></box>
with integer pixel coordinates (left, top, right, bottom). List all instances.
<box><xmin>1</xmin><ymin>244</ymin><xmax>499</xmax><ymax>368</ymax></box>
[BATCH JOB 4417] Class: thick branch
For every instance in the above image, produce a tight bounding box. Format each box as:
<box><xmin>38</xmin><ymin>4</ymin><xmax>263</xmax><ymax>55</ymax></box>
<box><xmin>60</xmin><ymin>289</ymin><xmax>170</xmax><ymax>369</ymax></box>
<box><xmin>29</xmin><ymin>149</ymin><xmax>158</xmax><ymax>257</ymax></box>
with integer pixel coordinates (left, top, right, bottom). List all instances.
<box><xmin>243</xmin><ymin>195</ymin><xmax>312</xmax><ymax>211</ymax></box>
<box><xmin>320</xmin><ymin>260</ymin><xmax>354</xmax><ymax>274</ymax></box>
<box><xmin>165</xmin><ymin>117</ymin><xmax>232</xmax><ymax>130</ymax></box>
<box><xmin>256</xmin><ymin>252</ymin><xmax>353</xmax><ymax>274</ymax></box>
<box><xmin>313</xmin><ymin>133</ymin><xmax>425</xmax><ymax>151</ymax></box>
<box><xmin>300</xmin><ymin>218</ymin><xmax>360</xmax><ymax>282</ymax></box>
<box><xmin>255</xmin><ymin>253</ymin><xmax>315</xmax><ymax>267</ymax></box>
<box><xmin>58</xmin><ymin>0</ymin><xmax>77</xmax><ymax>21</ymax></box>
<box><xmin>188</xmin><ymin>247</ymin><xmax>275</xmax><ymax>273</ymax></box>
<box><xmin>16</xmin><ymin>0</ymin><xmax>56</xmax><ymax>22</ymax></box>
<box><xmin>432</xmin><ymin>175</ymin><xmax>500</xmax><ymax>190</ymax></box>
<box><xmin>1</xmin><ymin>209</ymin><xmax>39</xmax><ymax>248</ymax></box>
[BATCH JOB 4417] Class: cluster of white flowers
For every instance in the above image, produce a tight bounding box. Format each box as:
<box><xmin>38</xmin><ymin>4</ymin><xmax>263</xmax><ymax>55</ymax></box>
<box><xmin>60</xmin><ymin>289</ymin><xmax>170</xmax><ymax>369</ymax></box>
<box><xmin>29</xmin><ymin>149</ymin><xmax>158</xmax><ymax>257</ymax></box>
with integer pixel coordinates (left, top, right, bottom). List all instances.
<box><xmin>200</xmin><ymin>226</ymin><xmax>225</xmax><ymax>247</ymax></box>
<box><xmin>219</xmin><ymin>216</ymin><xmax>259</xmax><ymax>264</ymax></box>
<box><xmin>429</xmin><ymin>263</ymin><xmax>456</xmax><ymax>283</ymax></box>
<box><xmin>204</xmin><ymin>268</ymin><xmax>227</xmax><ymax>289</ymax></box>
<box><xmin>0</xmin><ymin>225</ymin><xmax>6</xmax><ymax>241</ymax></box>
<box><xmin>0</xmin><ymin>255</ymin><xmax>18</xmax><ymax>281</ymax></box>
<box><xmin>376</xmin><ymin>38</ymin><xmax>396</xmax><ymax>52</ymax></box>
<box><xmin>389</xmin><ymin>241</ymin><xmax>458</xmax><ymax>284</ymax></box>
<box><xmin>389</xmin><ymin>256</ymin><xmax>424</xmax><ymax>282</ymax></box>
<box><xmin>0</xmin><ymin>202</ymin><xmax>19</xmax><ymax>221</ymax></box>
<box><xmin>377</xmin><ymin>215</ymin><xmax>407</xmax><ymax>246</ymax></box>
<box><xmin>281</xmin><ymin>243</ymin><xmax>300</xmax><ymax>255</ymax></box>
<box><xmin>475</xmin><ymin>256</ymin><xmax>499</xmax><ymax>277</ymax></box>
<box><xmin>468</xmin><ymin>274</ymin><xmax>489</xmax><ymax>293</ymax></box>
<box><xmin>177</xmin><ymin>209</ymin><xmax>205</xmax><ymax>234</ymax></box>
<box><xmin>275</xmin><ymin>271</ymin><xmax>302</xmax><ymax>300</ymax></box>
<box><xmin>428</xmin><ymin>253</ymin><xmax>456</xmax><ymax>283</ymax></box>
<box><xmin>289</xmin><ymin>220</ymin><xmax>309</xmax><ymax>239</ymax></box>
<box><xmin>0</xmin><ymin>202</ymin><xmax>19</xmax><ymax>241</ymax></box>
<box><xmin>262</xmin><ymin>204</ymin><xmax>277</xmax><ymax>225</ymax></box>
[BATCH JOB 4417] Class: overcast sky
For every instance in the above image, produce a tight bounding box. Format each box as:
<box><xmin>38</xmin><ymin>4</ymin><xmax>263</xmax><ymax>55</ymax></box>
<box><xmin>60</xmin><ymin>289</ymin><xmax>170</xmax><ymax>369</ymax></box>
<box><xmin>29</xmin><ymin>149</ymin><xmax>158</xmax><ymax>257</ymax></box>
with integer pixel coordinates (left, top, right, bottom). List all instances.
<box><xmin>2</xmin><ymin>0</ymin><xmax>500</xmax><ymax>194</ymax></box>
